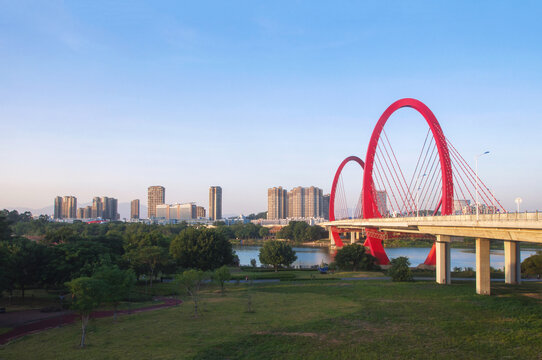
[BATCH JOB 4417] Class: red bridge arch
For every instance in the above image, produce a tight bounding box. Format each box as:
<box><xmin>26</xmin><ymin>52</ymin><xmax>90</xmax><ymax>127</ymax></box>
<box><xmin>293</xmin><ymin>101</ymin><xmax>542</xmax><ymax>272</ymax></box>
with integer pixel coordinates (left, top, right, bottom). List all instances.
<box><xmin>362</xmin><ymin>98</ymin><xmax>453</xmax><ymax>265</ymax></box>
<box><xmin>329</xmin><ymin>156</ymin><xmax>365</xmax><ymax>247</ymax></box>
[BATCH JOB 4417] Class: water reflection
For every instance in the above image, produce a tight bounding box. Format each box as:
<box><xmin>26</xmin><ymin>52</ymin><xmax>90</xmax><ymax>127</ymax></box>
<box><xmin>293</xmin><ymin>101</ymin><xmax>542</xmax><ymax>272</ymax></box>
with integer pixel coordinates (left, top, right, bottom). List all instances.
<box><xmin>232</xmin><ymin>244</ymin><xmax>539</xmax><ymax>270</ymax></box>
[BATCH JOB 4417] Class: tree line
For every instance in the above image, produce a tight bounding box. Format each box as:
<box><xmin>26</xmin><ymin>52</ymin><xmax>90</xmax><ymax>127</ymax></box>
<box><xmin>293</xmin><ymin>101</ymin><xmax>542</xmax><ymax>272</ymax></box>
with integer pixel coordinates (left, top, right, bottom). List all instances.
<box><xmin>0</xmin><ymin>210</ymin><xmax>247</xmax><ymax>298</ymax></box>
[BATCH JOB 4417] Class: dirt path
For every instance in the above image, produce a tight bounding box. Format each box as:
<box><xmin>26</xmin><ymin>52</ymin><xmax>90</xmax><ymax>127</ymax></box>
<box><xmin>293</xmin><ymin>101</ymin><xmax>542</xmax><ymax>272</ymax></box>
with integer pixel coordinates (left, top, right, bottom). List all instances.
<box><xmin>0</xmin><ymin>297</ymin><xmax>181</xmax><ymax>345</ymax></box>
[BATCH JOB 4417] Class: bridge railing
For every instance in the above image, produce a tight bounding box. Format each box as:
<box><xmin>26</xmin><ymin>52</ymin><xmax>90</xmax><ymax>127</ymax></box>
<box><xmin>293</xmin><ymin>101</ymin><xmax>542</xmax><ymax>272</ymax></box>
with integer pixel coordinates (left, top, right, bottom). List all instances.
<box><xmin>347</xmin><ymin>212</ymin><xmax>542</xmax><ymax>223</ymax></box>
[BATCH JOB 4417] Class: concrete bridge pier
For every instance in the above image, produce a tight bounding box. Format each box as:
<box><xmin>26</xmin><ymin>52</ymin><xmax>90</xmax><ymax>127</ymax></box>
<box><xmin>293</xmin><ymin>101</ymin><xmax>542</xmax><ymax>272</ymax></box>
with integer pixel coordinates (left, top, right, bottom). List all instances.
<box><xmin>329</xmin><ymin>229</ymin><xmax>335</xmax><ymax>246</ymax></box>
<box><xmin>476</xmin><ymin>238</ymin><xmax>491</xmax><ymax>295</ymax></box>
<box><xmin>435</xmin><ymin>235</ymin><xmax>451</xmax><ymax>284</ymax></box>
<box><xmin>504</xmin><ymin>241</ymin><xmax>521</xmax><ymax>285</ymax></box>
<box><xmin>350</xmin><ymin>232</ymin><xmax>356</xmax><ymax>244</ymax></box>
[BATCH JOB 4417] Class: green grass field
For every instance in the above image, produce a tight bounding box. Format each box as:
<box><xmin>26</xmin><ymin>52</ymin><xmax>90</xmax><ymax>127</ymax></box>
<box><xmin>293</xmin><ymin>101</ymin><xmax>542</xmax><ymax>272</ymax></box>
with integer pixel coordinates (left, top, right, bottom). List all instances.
<box><xmin>2</xmin><ymin>278</ymin><xmax>542</xmax><ymax>359</ymax></box>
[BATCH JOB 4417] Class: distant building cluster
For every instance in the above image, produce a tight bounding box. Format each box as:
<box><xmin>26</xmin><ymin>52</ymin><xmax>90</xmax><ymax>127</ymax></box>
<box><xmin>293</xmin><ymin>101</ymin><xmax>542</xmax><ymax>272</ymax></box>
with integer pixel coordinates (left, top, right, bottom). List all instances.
<box><xmin>267</xmin><ymin>186</ymin><xmax>325</xmax><ymax>220</ymax></box>
<box><xmin>146</xmin><ymin>185</ymin><xmax>220</xmax><ymax>223</ymax></box>
<box><xmin>54</xmin><ymin>195</ymin><xmax>119</xmax><ymax>220</ymax></box>
<box><xmin>54</xmin><ymin>196</ymin><xmax>77</xmax><ymax>219</ymax></box>
<box><xmin>454</xmin><ymin>199</ymin><xmax>498</xmax><ymax>215</ymax></box>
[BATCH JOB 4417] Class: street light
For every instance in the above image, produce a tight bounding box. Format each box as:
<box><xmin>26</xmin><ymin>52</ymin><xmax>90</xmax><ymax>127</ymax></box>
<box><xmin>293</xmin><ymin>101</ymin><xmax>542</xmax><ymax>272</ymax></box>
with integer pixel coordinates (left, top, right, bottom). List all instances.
<box><xmin>475</xmin><ymin>151</ymin><xmax>490</xmax><ymax>220</ymax></box>
<box><xmin>515</xmin><ymin>197</ymin><xmax>522</xmax><ymax>213</ymax></box>
<box><xmin>416</xmin><ymin>173</ymin><xmax>427</xmax><ymax>217</ymax></box>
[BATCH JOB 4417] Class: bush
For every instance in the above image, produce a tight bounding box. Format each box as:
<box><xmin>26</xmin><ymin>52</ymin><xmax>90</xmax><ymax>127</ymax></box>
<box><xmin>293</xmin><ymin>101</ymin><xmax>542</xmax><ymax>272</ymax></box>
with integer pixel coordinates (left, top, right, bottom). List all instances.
<box><xmin>387</xmin><ymin>257</ymin><xmax>413</xmax><ymax>282</ymax></box>
<box><xmin>334</xmin><ymin>244</ymin><xmax>378</xmax><ymax>271</ymax></box>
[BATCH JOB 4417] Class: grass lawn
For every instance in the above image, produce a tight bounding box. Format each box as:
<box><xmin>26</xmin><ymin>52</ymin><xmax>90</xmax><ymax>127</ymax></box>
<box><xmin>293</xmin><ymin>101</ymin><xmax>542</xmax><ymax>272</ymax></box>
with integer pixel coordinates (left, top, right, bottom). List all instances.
<box><xmin>1</xmin><ymin>279</ymin><xmax>542</xmax><ymax>359</ymax></box>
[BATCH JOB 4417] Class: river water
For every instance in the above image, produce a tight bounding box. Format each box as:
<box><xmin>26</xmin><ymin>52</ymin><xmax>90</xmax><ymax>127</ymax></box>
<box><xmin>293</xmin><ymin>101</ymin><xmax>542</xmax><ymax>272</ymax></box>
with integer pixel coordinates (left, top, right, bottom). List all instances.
<box><xmin>232</xmin><ymin>244</ymin><xmax>540</xmax><ymax>270</ymax></box>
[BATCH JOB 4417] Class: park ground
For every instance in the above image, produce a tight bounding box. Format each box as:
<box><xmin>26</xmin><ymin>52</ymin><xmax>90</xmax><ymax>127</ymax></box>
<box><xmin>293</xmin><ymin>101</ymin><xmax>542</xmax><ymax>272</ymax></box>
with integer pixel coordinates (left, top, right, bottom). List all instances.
<box><xmin>1</xmin><ymin>271</ymin><xmax>542</xmax><ymax>359</ymax></box>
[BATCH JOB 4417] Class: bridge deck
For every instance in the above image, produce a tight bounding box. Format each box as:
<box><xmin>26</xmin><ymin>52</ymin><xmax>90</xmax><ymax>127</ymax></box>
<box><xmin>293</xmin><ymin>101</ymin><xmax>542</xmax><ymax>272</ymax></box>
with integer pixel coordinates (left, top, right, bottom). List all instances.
<box><xmin>323</xmin><ymin>213</ymin><xmax>542</xmax><ymax>243</ymax></box>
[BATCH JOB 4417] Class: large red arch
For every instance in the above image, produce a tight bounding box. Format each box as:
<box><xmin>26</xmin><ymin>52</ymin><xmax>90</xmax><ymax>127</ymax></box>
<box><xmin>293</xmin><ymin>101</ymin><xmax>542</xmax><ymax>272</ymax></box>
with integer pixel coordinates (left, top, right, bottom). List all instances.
<box><xmin>329</xmin><ymin>156</ymin><xmax>365</xmax><ymax>247</ymax></box>
<box><xmin>362</xmin><ymin>98</ymin><xmax>453</xmax><ymax>265</ymax></box>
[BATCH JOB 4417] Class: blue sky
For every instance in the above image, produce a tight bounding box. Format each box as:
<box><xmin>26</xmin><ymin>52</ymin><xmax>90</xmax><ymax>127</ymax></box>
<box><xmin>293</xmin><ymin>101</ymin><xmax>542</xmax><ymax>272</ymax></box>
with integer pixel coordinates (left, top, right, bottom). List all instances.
<box><xmin>1</xmin><ymin>1</ymin><xmax>541</xmax><ymax>216</ymax></box>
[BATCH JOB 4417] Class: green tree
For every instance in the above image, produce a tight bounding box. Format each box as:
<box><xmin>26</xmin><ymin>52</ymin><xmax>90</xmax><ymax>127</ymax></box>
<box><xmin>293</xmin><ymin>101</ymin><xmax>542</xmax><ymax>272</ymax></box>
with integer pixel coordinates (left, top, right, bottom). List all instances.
<box><xmin>177</xmin><ymin>269</ymin><xmax>209</xmax><ymax>317</ymax></box>
<box><xmin>0</xmin><ymin>214</ymin><xmax>12</xmax><ymax>241</ymax></box>
<box><xmin>93</xmin><ymin>265</ymin><xmax>136</xmax><ymax>321</ymax></box>
<box><xmin>388</xmin><ymin>256</ymin><xmax>413</xmax><ymax>282</ymax></box>
<box><xmin>66</xmin><ymin>277</ymin><xmax>106</xmax><ymax>347</ymax></box>
<box><xmin>7</xmin><ymin>238</ymin><xmax>52</xmax><ymax>299</ymax></box>
<box><xmin>123</xmin><ymin>230</ymin><xmax>171</xmax><ymax>287</ymax></box>
<box><xmin>170</xmin><ymin>228</ymin><xmax>235</xmax><ymax>271</ymax></box>
<box><xmin>125</xmin><ymin>245</ymin><xmax>168</xmax><ymax>288</ymax></box>
<box><xmin>334</xmin><ymin>244</ymin><xmax>378</xmax><ymax>271</ymax></box>
<box><xmin>0</xmin><ymin>243</ymin><xmax>10</xmax><ymax>295</ymax></box>
<box><xmin>250</xmin><ymin>258</ymin><xmax>257</xmax><ymax>268</ymax></box>
<box><xmin>258</xmin><ymin>241</ymin><xmax>297</xmax><ymax>272</ymax></box>
<box><xmin>213</xmin><ymin>265</ymin><xmax>231</xmax><ymax>294</ymax></box>
<box><xmin>521</xmin><ymin>253</ymin><xmax>542</xmax><ymax>276</ymax></box>
<box><xmin>258</xmin><ymin>227</ymin><xmax>270</xmax><ymax>239</ymax></box>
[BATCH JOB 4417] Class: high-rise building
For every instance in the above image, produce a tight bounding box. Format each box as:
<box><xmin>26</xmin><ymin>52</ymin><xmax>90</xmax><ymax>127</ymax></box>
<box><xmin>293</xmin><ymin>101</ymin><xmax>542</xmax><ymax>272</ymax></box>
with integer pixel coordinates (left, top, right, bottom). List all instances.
<box><xmin>196</xmin><ymin>206</ymin><xmax>206</xmax><ymax>219</ymax></box>
<box><xmin>288</xmin><ymin>187</ymin><xmax>305</xmax><ymax>218</ymax></box>
<box><xmin>304</xmin><ymin>186</ymin><xmax>323</xmax><ymax>218</ymax></box>
<box><xmin>77</xmin><ymin>208</ymin><xmax>85</xmax><ymax>219</ymax></box>
<box><xmin>323</xmin><ymin>194</ymin><xmax>330</xmax><ymax>220</ymax></box>
<box><xmin>209</xmin><ymin>186</ymin><xmax>222</xmax><ymax>221</ymax></box>
<box><xmin>376</xmin><ymin>190</ymin><xmax>388</xmax><ymax>216</ymax></box>
<box><xmin>148</xmin><ymin>186</ymin><xmax>165</xmax><ymax>219</ymax></box>
<box><xmin>62</xmin><ymin>196</ymin><xmax>77</xmax><ymax>219</ymax></box>
<box><xmin>83</xmin><ymin>206</ymin><xmax>92</xmax><ymax>219</ymax></box>
<box><xmin>101</xmin><ymin>197</ymin><xmax>118</xmax><ymax>220</ymax></box>
<box><xmin>54</xmin><ymin>196</ymin><xmax>63</xmax><ymax>219</ymax></box>
<box><xmin>92</xmin><ymin>197</ymin><xmax>103</xmax><ymax>218</ymax></box>
<box><xmin>131</xmin><ymin>199</ymin><xmax>140</xmax><ymax>220</ymax></box>
<box><xmin>267</xmin><ymin>187</ymin><xmax>288</xmax><ymax>220</ymax></box>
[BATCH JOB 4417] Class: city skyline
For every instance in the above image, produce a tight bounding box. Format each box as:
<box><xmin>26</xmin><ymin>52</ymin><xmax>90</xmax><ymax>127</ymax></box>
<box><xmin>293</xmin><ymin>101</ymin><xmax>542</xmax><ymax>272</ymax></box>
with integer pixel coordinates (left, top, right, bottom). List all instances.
<box><xmin>1</xmin><ymin>2</ymin><xmax>541</xmax><ymax>213</ymax></box>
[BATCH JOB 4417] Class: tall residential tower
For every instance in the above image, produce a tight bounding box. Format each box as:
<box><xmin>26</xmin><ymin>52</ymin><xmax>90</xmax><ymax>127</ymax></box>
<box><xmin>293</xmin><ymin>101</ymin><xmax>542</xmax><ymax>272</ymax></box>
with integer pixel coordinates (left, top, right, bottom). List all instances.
<box><xmin>267</xmin><ymin>187</ymin><xmax>288</xmax><ymax>219</ymax></box>
<box><xmin>148</xmin><ymin>186</ymin><xmax>165</xmax><ymax>219</ymax></box>
<box><xmin>209</xmin><ymin>186</ymin><xmax>222</xmax><ymax>221</ymax></box>
<box><xmin>131</xmin><ymin>199</ymin><xmax>140</xmax><ymax>220</ymax></box>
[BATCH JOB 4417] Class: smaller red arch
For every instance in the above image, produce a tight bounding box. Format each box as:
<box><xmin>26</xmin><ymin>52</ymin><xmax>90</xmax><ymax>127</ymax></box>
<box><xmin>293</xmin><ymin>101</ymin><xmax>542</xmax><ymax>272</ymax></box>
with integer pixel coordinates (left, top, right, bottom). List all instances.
<box><xmin>329</xmin><ymin>156</ymin><xmax>365</xmax><ymax>247</ymax></box>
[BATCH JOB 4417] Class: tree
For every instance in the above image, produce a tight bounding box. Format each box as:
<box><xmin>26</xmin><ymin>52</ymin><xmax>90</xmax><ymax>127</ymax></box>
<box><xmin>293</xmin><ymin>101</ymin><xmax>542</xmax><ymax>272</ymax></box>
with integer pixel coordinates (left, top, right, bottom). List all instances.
<box><xmin>7</xmin><ymin>238</ymin><xmax>52</xmax><ymax>299</ymax></box>
<box><xmin>93</xmin><ymin>265</ymin><xmax>136</xmax><ymax>321</ymax></box>
<box><xmin>521</xmin><ymin>253</ymin><xmax>542</xmax><ymax>276</ymax></box>
<box><xmin>0</xmin><ymin>214</ymin><xmax>12</xmax><ymax>241</ymax></box>
<box><xmin>258</xmin><ymin>241</ymin><xmax>297</xmax><ymax>272</ymax></box>
<box><xmin>66</xmin><ymin>277</ymin><xmax>106</xmax><ymax>347</ymax></box>
<box><xmin>334</xmin><ymin>244</ymin><xmax>378</xmax><ymax>271</ymax></box>
<box><xmin>177</xmin><ymin>269</ymin><xmax>209</xmax><ymax>317</ymax></box>
<box><xmin>258</xmin><ymin>227</ymin><xmax>270</xmax><ymax>239</ymax></box>
<box><xmin>123</xmin><ymin>230</ymin><xmax>172</xmax><ymax>287</ymax></box>
<box><xmin>250</xmin><ymin>258</ymin><xmax>257</xmax><ymax>268</ymax></box>
<box><xmin>213</xmin><ymin>265</ymin><xmax>231</xmax><ymax>294</ymax></box>
<box><xmin>125</xmin><ymin>245</ymin><xmax>168</xmax><ymax>288</ymax></box>
<box><xmin>170</xmin><ymin>228</ymin><xmax>235</xmax><ymax>271</ymax></box>
<box><xmin>0</xmin><ymin>243</ymin><xmax>10</xmax><ymax>296</ymax></box>
<box><xmin>387</xmin><ymin>257</ymin><xmax>413</xmax><ymax>282</ymax></box>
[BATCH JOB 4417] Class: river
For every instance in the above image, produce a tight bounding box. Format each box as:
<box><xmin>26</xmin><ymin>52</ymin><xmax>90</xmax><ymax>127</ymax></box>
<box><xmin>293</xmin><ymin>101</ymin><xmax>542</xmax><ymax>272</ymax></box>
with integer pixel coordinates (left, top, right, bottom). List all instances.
<box><xmin>232</xmin><ymin>244</ymin><xmax>540</xmax><ymax>270</ymax></box>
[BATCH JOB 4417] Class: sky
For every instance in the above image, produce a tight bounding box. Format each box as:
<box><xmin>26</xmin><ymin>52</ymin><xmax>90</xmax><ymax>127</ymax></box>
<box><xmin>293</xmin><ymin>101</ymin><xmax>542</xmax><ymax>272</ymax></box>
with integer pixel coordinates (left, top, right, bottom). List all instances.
<box><xmin>1</xmin><ymin>0</ymin><xmax>541</xmax><ymax>217</ymax></box>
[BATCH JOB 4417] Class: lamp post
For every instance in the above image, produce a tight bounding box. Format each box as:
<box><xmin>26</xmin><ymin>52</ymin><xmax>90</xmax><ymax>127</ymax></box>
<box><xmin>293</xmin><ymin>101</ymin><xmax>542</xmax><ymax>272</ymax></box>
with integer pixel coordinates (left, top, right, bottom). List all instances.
<box><xmin>515</xmin><ymin>197</ymin><xmax>522</xmax><ymax>213</ymax></box>
<box><xmin>475</xmin><ymin>151</ymin><xmax>490</xmax><ymax>220</ymax></box>
<box><xmin>416</xmin><ymin>173</ymin><xmax>427</xmax><ymax>217</ymax></box>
